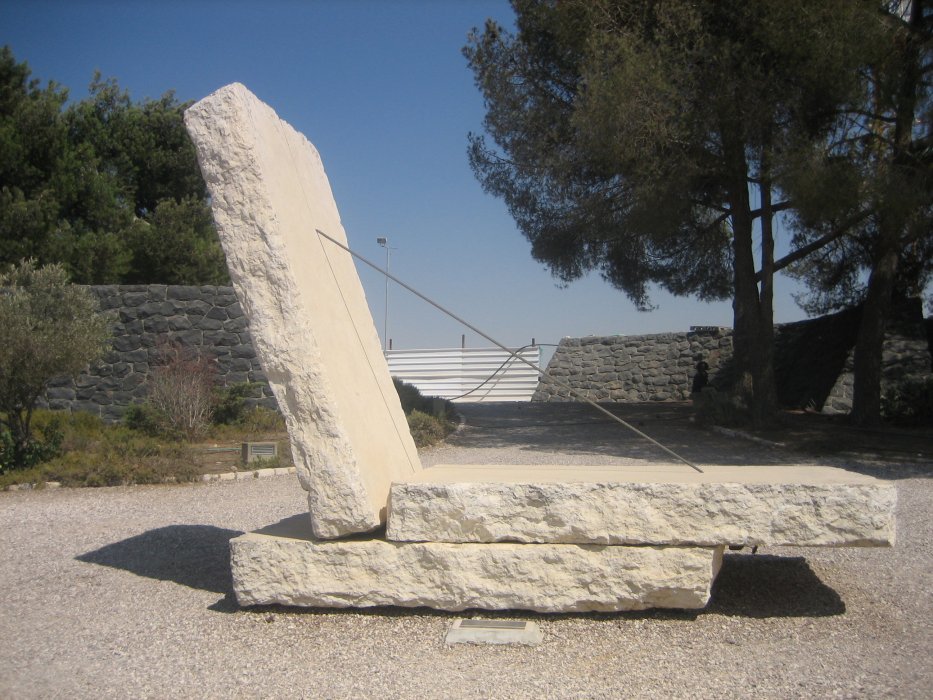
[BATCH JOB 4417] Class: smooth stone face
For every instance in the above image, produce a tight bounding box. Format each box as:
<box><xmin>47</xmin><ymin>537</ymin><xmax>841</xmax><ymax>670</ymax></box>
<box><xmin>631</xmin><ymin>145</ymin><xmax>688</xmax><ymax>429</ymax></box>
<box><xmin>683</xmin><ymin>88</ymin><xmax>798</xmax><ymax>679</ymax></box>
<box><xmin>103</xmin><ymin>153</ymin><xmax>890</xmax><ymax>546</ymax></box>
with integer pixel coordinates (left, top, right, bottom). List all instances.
<box><xmin>185</xmin><ymin>84</ymin><xmax>421</xmax><ymax>538</ymax></box>
<box><xmin>231</xmin><ymin>515</ymin><xmax>724</xmax><ymax>612</ymax></box>
<box><xmin>387</xmin><ymin>464</ymin><xmax>897</xmax><ymax>547</ymax></box>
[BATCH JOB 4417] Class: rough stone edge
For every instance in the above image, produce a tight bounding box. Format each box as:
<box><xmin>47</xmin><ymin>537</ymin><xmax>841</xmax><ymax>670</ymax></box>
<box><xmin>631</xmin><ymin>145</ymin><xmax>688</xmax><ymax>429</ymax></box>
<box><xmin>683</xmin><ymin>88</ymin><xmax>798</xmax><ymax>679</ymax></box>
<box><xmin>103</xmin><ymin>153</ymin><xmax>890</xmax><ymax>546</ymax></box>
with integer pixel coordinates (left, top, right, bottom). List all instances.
<box><xmin>387</xmin><ymin>480</ymin><xmax>897</xmax><ymax>547</ymax></box>
<box><xmin>184</xmin><ymin>83</ymin><xmax>419</xmax><ymax>537</ymax></box>
<box><xmin>230</xmin><ymin>518</ymin><xmax>724</xmax><ymax>613</ymax></box>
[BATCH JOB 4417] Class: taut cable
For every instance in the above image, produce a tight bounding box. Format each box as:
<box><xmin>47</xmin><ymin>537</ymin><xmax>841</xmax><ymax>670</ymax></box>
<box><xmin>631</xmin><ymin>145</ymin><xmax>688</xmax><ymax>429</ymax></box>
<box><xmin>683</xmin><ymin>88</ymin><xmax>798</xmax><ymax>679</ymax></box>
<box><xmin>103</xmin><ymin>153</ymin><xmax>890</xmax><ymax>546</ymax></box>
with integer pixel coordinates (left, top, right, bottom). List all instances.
<box><xmin>315</xmin><ymin>228</ymin><xmax>704</xmax><ymax>473</ymax></box>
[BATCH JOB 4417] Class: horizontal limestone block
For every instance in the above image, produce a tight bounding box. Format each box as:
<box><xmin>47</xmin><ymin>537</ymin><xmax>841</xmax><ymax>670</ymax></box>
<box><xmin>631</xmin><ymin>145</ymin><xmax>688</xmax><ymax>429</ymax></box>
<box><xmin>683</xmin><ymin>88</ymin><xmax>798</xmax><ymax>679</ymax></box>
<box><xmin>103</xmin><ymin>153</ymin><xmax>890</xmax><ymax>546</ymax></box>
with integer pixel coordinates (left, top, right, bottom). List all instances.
<box><xmin>387</xmin><ymin>464</ymin><xmax>896</xmax><ymax>547</ymax></box>
<box><xmin>231</xmin><ymin>515</ymin><xmax>724</xmax><ymax>612</ymax></box>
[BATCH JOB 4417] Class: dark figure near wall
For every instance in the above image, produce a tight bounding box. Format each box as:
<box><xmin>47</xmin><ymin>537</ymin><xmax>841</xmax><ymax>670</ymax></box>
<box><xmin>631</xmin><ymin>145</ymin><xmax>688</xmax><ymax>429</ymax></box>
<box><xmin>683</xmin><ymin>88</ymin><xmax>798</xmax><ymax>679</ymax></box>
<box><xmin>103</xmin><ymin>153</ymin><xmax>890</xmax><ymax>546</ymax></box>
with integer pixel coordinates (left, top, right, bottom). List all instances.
<box><xmin>692</xmin><ymin>356</ymin><xmax>709</xmax><ymax>394</ymax></box>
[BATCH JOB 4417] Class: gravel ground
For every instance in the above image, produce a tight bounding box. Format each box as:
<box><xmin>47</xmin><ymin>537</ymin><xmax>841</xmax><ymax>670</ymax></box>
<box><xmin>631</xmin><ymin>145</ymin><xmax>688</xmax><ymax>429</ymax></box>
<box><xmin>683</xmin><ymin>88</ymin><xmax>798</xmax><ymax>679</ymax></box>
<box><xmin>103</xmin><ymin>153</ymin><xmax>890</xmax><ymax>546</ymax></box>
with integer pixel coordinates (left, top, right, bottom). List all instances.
<box><xmin>1</xmin><ymin>402</ymin><xmax>930</xmax><ymax>699</ymax></box>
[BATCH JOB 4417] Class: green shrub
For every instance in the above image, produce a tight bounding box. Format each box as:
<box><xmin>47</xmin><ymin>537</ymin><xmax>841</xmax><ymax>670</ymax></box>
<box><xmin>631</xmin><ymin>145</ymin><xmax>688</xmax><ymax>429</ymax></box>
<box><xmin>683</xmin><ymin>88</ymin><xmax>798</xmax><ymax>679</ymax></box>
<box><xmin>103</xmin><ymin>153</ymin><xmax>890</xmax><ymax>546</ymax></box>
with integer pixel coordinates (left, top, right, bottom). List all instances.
<box><xmin>393</xmin><ymin>377</ymin><xmax>431</xmax><ymax>414</ymax></box>
<box><xmin>881</xmin><ymin>377</ymin><xmax>933</xmax><ymax>427</ymax></box>
<box><xmin>208</xmin><ymin>406</ymin><xmax>286</xmax><ymax>442</ymax></box>
<box><xmin>393</xmin><ymin>378</ymin><xmax>454</xmax><ymax>419</ymax></box>
<box><xmin>392</xmin><ymin>378</ymin><xmax>456</xmax><ymax>446</ymax></box>
<box><xmin>123</xmin><ymin>403</ymin><xmax>164</xmax><ymax>436</ymax></box>
<box><xmin>212</xmin><ymin>382</ymin><xmax>259</xmax><ymax>425</ymax></box>
<box><xmin>0</xmin><ymin>260</ymin><xmax>110</xmax><ymax>471</ymax></box>
<box><xmin>406</xmin><ymin>410</ymin><xmax>450</xmax><ymax>447</ymax></box>
<box><xmin>0</xmin><ymin>411</ymin><xmax>202</xmax><ymax>489</ymax></box>
<box><xmin>240</xmin><ymin>406</ymin><xmax>286</xmax><ymax>433</ymax></box>
<box><xmin>0</xmin><ymin>416</ymin><xmax>63</xmax><ymax>474</ymax></box>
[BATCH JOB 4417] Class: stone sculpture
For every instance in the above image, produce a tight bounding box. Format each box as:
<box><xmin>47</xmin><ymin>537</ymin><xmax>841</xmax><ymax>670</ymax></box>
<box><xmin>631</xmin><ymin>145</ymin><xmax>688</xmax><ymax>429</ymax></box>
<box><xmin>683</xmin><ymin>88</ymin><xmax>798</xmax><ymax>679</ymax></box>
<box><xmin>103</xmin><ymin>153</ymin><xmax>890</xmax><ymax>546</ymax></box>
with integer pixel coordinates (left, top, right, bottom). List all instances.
<box><xmin>185</xmin><ymin>84</ymin><xmax>895</xmax><ymax>613</ymax></box>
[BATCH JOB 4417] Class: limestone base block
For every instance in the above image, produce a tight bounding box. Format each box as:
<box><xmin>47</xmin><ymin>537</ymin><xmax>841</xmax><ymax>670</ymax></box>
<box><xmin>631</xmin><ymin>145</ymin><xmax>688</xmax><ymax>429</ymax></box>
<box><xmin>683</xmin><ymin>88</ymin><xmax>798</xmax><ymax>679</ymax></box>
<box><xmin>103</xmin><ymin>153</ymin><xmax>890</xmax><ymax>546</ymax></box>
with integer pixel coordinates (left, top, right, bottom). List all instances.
<box><xmin>387</xmin><ymin>464</ymin><xmax>896</xmax><ymax>547</ymax></box>
<box><xmin>231</xmin><ymin>515</ymin><xmax>724</xmax><ymax>612</ymax></box>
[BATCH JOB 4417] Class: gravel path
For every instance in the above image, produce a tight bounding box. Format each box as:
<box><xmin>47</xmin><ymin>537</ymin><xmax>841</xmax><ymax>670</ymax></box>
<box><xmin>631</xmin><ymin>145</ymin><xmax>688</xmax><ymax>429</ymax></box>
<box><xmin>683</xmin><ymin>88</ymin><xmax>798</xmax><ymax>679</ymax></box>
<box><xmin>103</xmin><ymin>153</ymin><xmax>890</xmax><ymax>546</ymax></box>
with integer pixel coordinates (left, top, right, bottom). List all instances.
<box><xmin>1</xmin><ymin>403</ymin><xmax>930</xmax><ymax>699</ymax></box>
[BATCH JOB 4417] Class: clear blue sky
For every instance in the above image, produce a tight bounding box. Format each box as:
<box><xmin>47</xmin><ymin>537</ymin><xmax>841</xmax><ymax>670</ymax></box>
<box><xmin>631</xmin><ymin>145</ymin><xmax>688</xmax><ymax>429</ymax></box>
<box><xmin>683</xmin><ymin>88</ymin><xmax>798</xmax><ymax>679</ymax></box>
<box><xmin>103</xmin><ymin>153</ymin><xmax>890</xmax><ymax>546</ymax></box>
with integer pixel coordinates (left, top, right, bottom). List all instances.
<box><xmin>3</xmin><ymin>0</ymin><xmax>816</xmax><ymax>361</ymax></box>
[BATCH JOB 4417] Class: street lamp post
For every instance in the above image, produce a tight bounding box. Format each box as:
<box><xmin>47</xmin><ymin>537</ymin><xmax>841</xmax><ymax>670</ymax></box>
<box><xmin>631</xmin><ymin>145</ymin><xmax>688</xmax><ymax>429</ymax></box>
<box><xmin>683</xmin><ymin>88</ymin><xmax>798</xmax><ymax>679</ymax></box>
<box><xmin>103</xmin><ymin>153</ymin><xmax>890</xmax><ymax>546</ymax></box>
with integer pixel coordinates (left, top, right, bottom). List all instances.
<box><xmin>376</xmin><ymin>237</ymin><xmax>390</xmax><ymax>352</ymax></box>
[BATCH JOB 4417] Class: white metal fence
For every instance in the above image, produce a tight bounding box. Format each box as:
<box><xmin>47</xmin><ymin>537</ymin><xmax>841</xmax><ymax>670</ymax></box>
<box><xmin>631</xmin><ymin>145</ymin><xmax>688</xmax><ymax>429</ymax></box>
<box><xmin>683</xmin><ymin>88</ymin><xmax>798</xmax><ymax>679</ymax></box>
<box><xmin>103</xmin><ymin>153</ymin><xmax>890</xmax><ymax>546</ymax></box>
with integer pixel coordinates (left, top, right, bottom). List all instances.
<box><xmin>386</xmin><ymin>346</ymin><xmax>541</xmax><ymax>402</ymax></box>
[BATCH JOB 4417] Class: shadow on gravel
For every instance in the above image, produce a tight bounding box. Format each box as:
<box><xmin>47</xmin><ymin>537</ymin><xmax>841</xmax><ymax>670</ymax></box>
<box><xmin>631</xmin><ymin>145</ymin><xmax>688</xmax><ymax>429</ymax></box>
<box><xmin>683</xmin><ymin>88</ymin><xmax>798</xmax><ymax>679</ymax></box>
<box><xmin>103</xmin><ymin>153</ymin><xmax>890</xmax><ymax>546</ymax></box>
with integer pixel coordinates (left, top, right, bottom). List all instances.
<box><xmin>708</xmin><ymin>553</ymin><xmax>845</xmax><ymax>618</ymax></box>
<box><xmin>448</xmin><ymin>403</ymin><xmax>710</xmax><ymax>462</ymax></box>
<box><xmin>76</xmin><ymin>525</ymin><xmax>241</xmax><ymax>607</ymax></box>
<box><xmin>448</xmin><ymin>402</ymin><xmax>933</xmax><ymax>479</ymax></box>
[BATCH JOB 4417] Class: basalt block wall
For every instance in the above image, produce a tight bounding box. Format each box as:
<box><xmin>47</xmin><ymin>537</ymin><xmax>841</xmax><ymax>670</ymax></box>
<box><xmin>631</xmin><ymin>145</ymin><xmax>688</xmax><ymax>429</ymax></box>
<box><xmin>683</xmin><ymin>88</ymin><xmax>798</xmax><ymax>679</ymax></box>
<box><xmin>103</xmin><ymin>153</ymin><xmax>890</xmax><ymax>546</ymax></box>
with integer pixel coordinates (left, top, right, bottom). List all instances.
<box><xmin>38</xmin><ymin>288</ymin><xmax>931</xmax><ymax>420</ymax></box>
<box><xmin>533</xmin><ymin>328</ymin><xmax>735</xmax><ymax>404</ymax></box>
<box><xmin>534</xmin><ymin>306</ymin><xmax>932</xmax><ymax>411</ymax></box>
<box><xmin>38</xmin><ymin>285</ymin><xmax>278</xmax><ymax>421</ymax></box>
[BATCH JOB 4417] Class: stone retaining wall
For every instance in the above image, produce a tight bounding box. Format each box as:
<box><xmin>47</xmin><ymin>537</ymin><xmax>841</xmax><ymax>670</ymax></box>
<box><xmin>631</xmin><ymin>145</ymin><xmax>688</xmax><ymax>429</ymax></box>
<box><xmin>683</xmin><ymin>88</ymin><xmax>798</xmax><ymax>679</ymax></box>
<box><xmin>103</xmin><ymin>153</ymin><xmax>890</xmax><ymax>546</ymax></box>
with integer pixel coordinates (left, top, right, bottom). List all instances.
<box><xmin>38</xmin><ymin>285</ymin><xmax>278</xmax><ymax>421</ymax></box>
<box><xmin>36</xmin><ymin>286</ymin><xmax>932</xmax><ymax>419</ymax></box>
<box><xmin>535</xmin><ymin>307</ymin><xmax>932</xmax><ymax>412</ymax></box>
<box><xmin>532</xmin><ymin>328</ymin><xmax>734</xmax><ymax>403</ymax></box>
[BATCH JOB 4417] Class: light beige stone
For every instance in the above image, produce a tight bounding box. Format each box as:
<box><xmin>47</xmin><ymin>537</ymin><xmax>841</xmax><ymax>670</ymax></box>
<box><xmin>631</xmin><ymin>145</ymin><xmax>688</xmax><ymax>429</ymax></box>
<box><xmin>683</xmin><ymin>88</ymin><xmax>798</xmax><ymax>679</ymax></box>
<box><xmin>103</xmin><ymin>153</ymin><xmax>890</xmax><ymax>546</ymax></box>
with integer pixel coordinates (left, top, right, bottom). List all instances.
<box><xmin>231</xmin><ymin>515</ymin><xmax>724</xmax><ymax>612</ymax></box>
<box><xmin>184</xmin><ymin>84</ymin><xmax>421</xmax><ymax>538</ymax></box>
<box><xmin>387</xmin><ymin>464</ymin><xmax>896</xmax><ymax>547</ymax></box>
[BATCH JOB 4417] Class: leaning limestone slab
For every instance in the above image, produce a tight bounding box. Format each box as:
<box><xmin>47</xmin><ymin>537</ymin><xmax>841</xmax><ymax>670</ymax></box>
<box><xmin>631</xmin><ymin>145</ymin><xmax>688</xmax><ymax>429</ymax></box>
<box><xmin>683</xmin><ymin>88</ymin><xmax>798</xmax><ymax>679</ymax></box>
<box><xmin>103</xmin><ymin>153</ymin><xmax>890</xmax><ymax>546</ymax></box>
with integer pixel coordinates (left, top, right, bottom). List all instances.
<box><xmin>231</xmin><ymin>515</ymin><xmax>724</xmax><ymax>612</ymax></box>
<box><xmin>387</xmin><ymin>464</ymin><xmax>896</xmax><ymax>547</ymax></box>
<box><xmin>185</xmin><ymin>84</ymin><xmax>421</xmax><ymax>538</ymax></box>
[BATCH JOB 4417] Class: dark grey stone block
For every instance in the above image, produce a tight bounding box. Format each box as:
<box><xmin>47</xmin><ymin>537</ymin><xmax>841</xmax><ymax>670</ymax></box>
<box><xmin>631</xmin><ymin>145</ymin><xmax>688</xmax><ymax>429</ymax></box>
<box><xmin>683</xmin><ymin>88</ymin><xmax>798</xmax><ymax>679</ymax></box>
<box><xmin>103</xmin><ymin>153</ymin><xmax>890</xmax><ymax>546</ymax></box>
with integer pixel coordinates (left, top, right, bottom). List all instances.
<box><xmin>92</xmin><ymin>363</ymin><xmax>113</xmax><ymax>378</ymax></box>
<box><xmin>122</xmin><ymin>292</ymin><xmax>150</xmax><ymax>307</ymax></box>
<box><xmin>125</xmin><ymin>349</ymin><xmax>149</xmax><ymax>363</ymax></box>
<box><xmin>167</xmin><ymin>316</ymin><xmax>193</xmax><ymax>331</ymax></box>
<box><xmin>186</xmin><ymin>299</ymin><xmax>212</xmax><ymax>316</ymax></box>
<box><xmin>170</xmin><ymin>329</ymin><xmax>203</xmax><ymax>346</ymax></box>
<box><xmin>204</xmin><ymin>331</ymin><xmax>240</xmax><ymax>346</ymax></box>
<box><xmin>206</xmin><ymin>306</ymin><xmax>229</xmax><ymax>321</ymax></box>
<box><xmin>122</xmin><ymin>374</ymin><xmax>146</xmax><ymax>391</ymax></box>
<box><xmin>213</xmin><ymin>290</ymin><xmax>238</xmax><ymax>307</ymax></box>
<box><xmin>231</xmin><ymin>343</ymin><xmax>256</xmax><ymax>359</ymax></box>
<box><xmin>112</xmin><ymin>336</ymin><xmax>141</xmax><ymax>352</ymax></box>
<box><xmin>229</xmin><ymin>357</ymin><xmax>253</xmax><ymax>372</ymax></box>
<box><xmin>46</xmin><ymin>387</ymin><xmax>76</xmax><ymax>401</ymax></box>
<box><xmin>224</xmin><ymin>316</ymin><xmax>249</xmax><ymax>332</ymax></box>
<box><xmin>143</xmin><ymin>318</ymin><xmax>169</xmax><ymax>334</ymax></box>
<box><xmin>91</xmin><ymin>392</ymin><xmax>113</xmax><ymax>405</ymax></box>
<box><xmin>122</xmin><ymin>319</ymin><xmax>144</xmax><ymax>335</ymax></box>
<box><xmin>167</xmin><ymin>285</ymin><xmax>203</xmax><ymax>301</ymax></box>
<box><xmin>138</xmin><ymin>301</ymin><xmax>175</xmax><ymax>318</ymax></box>
<box><xmin>45</xmin><ymin>374</ymin><xmax>74</xmax><ymax>388</ymax></box>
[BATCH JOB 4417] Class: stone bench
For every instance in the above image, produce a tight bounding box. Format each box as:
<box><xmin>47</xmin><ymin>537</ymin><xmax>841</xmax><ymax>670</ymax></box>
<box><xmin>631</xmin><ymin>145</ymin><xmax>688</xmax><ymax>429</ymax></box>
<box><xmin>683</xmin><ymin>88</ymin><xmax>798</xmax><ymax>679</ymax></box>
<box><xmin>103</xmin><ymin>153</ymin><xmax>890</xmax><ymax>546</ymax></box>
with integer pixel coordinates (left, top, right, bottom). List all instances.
<box><xmin>185</xmin><ymin>84</ymin><xmax>896</xmax><ymax>613</ymax></box>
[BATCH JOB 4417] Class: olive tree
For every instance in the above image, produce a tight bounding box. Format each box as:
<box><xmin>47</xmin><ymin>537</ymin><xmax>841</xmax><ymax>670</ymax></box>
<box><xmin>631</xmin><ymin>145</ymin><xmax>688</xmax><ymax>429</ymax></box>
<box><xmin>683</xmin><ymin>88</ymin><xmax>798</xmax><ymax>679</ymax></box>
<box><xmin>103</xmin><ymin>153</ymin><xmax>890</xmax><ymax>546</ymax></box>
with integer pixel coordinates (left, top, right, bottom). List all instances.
<box><xmin>0</xmin><ymin>260</ymin><xmax>110</xmax><ymax>470</ymax></box>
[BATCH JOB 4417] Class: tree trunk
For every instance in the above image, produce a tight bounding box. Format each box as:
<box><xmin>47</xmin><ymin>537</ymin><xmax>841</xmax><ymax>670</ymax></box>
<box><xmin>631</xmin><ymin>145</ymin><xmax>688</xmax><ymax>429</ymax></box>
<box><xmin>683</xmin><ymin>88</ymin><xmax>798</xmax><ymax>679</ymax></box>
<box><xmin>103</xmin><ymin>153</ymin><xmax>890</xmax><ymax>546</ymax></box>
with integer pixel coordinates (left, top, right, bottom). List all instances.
<box><xmin>851</xmin><ymin>0</ymin><xmax>923</xmax><ymax>426</ymax></box>
<box><xmin>851</xmin><ymin>226</ymin><xmax>899</xmax><ymax>426</ymax></box>
<box><xmin>725</xmin><ymin>135</ymin><xmax>777</xmax><ymax>427</ymax></box>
